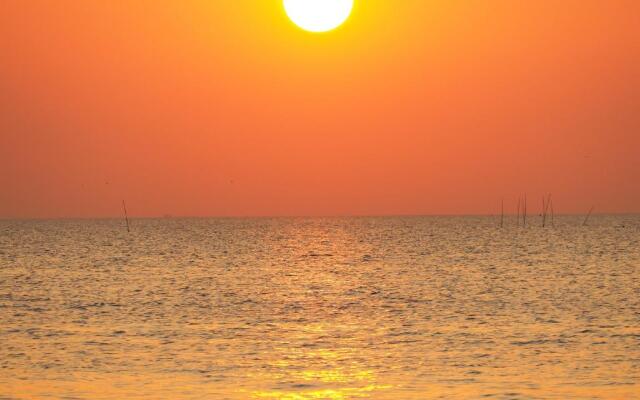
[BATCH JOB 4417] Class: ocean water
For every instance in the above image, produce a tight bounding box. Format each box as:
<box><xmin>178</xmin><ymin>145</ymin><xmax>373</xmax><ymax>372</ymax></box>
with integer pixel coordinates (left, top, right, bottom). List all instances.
<box><xmin>0</xmin><ymin>216</ymin><xmax>639</xmax><ymax>400</ymax></box>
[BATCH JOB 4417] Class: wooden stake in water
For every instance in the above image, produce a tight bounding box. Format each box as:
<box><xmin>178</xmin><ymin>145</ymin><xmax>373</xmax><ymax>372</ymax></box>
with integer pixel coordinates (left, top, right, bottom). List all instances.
<box><xmin>550</xmin><ymin>198</ymin><xmax>555</xmax><ymax>227</ymax></box>
<box><xmin>542</xmin><ymin>195</ymin><xmax>547</xmax><ymax>227</ymax></box>
<box><xmin>122</xmin><ymin>200</ymin><xmax>130</xmax><ymax>233</ymax></box>
<box><xmin>516</xmin><ymin>197</ymin><xmax>521</xmax><ymax>227</ymax></box>
<box><xmin>523</xmin><ymin>194</ymin><xmax>527</xmax><ymax>227</ymax></box>
<box><xmin>583</xmin><ymin>206</ymin><xmax>595</xmax><ymax>226</ymax></box>
<box><xmin>500</xmin><ymin>198</ymin><xmax>504</xmax><ymax>228</ymax></box>
<box><xmin>542</xmin><ymin>193</ymin><xmax>552</xmax><ymax>227</ymax></box>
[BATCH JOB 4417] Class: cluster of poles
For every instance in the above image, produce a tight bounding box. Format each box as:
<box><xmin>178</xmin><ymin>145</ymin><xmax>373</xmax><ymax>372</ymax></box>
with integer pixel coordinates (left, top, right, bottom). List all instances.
<box><xmin>499</xmin><ymin>195</ymin><xmax>594</xmax><ymax>228</ymax></box>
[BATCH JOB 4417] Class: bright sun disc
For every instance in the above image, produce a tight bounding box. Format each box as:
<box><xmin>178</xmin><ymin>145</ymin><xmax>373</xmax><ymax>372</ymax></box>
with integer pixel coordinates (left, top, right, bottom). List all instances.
<box><xmin>284</xmin><ymin>0</ymin><xmax>354</xmax><ymax>33</ymax></box>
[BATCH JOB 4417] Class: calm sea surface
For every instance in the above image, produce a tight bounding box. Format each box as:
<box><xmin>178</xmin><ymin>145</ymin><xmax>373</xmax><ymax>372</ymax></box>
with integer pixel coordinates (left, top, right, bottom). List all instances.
<box><xmin>1</xmin><ymin>216</ymin><xmax>639</xmax><ymax>399</ymax></box>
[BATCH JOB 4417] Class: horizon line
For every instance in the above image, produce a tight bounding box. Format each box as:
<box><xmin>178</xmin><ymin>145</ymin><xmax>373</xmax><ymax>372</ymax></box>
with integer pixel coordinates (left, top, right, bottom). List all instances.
<box><xmin>1</xmin><ymin>211</ymin><xmax>639</xmax><ymax>221</ymax></box>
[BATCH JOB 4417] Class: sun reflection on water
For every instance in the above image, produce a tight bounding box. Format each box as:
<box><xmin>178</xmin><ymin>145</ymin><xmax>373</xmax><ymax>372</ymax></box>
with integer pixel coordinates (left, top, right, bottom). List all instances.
<box><xmin>252</xmin><ymin>384</ymin><xmax>393</xmax><ymax>400</ymax></box>
<box><xmin>250</xmin><ymin>321</ymin><xmax>394</xmax><ymax>399</ymax></box>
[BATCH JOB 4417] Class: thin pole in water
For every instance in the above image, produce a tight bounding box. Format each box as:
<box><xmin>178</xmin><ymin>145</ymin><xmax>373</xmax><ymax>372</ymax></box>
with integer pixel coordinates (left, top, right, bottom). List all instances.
<box><xmin>543</xmin><ymin>193</ymin><xmax>552</xmax><ymax>227</ymax></box>
<box><xmin>122</xmin><ymin>200</ymin><xmax>130</xmax><ymax>233</ymax></box>
<box><xmin>523</xmin><ymin>194</ymin><xmax>527</xmax><ymax>227</ymax></box>
<box><xmin>500</xmin><ymin>198</ymin><xmax>504</xmax><ymax>228</ymax></box>
<box><xmin>516</xmin><ymin>197</ymin><xmax>521</xmax><ymax>227</ymax></box>
<box><xmin>583</xmin><ymin>206</ymin><xmax>595</xmax><ymax>226</ymax></box>
<box><xmin>542</xmin><ymin>195</ymin><xmax>546</xmax><ymax>227</ymax></box>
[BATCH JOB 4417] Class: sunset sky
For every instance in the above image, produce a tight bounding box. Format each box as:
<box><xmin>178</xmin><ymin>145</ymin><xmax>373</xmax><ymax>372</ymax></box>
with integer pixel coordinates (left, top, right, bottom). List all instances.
<box><xmin>1</xmin><ymin>0</ymin><xmax>638</xmax><ymax>218</ymax></box>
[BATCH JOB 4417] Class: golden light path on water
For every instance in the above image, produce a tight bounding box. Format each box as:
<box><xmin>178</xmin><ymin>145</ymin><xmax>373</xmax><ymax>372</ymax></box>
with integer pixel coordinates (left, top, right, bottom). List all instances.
<box><xmin>1</xmin><ymin>216</ymin><xmax>639</xmax><ymax>399</ymax></box>
<box><xmin>248</xmin><ymin>324</ymin><xmax>393</xmax><ymax>399</ymax></box>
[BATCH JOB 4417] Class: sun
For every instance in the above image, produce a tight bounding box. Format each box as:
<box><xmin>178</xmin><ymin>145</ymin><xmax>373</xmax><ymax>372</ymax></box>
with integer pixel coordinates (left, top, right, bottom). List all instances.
<box><xmin>284</xmin><ymin>0</ymin><xmax>354</xmax><ymax>33</ymax></box>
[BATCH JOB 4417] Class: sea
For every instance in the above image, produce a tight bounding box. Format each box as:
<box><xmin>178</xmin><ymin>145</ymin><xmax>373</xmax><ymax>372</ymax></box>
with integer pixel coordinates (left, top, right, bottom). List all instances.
<box><xmin>1</xmin><ymin>215</ymin><xmax>639</xmax><ymax>399</ymax></box>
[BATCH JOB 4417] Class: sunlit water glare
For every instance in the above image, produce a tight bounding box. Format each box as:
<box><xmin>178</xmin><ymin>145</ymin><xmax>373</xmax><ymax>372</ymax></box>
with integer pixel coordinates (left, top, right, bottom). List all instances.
<box><xmin>1</xmin><ymin>216</ymin><xmax>639</xmax><ymax>399</ymax></box>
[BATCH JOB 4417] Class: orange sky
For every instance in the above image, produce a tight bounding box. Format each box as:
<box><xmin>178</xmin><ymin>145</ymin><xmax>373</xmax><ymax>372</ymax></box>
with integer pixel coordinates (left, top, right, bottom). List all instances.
<box><xmin>1</xmin><ymin>0</ymin><xmax>638</xmax><ymax>218</ymax></box>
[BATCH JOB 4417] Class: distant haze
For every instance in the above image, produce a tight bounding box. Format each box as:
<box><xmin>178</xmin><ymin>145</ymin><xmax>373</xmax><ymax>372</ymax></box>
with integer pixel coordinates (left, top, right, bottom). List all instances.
<box><xmin>1</xmin><ymin>1</ymin><xmax>638</xmax><ymax>218</ymax></box>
